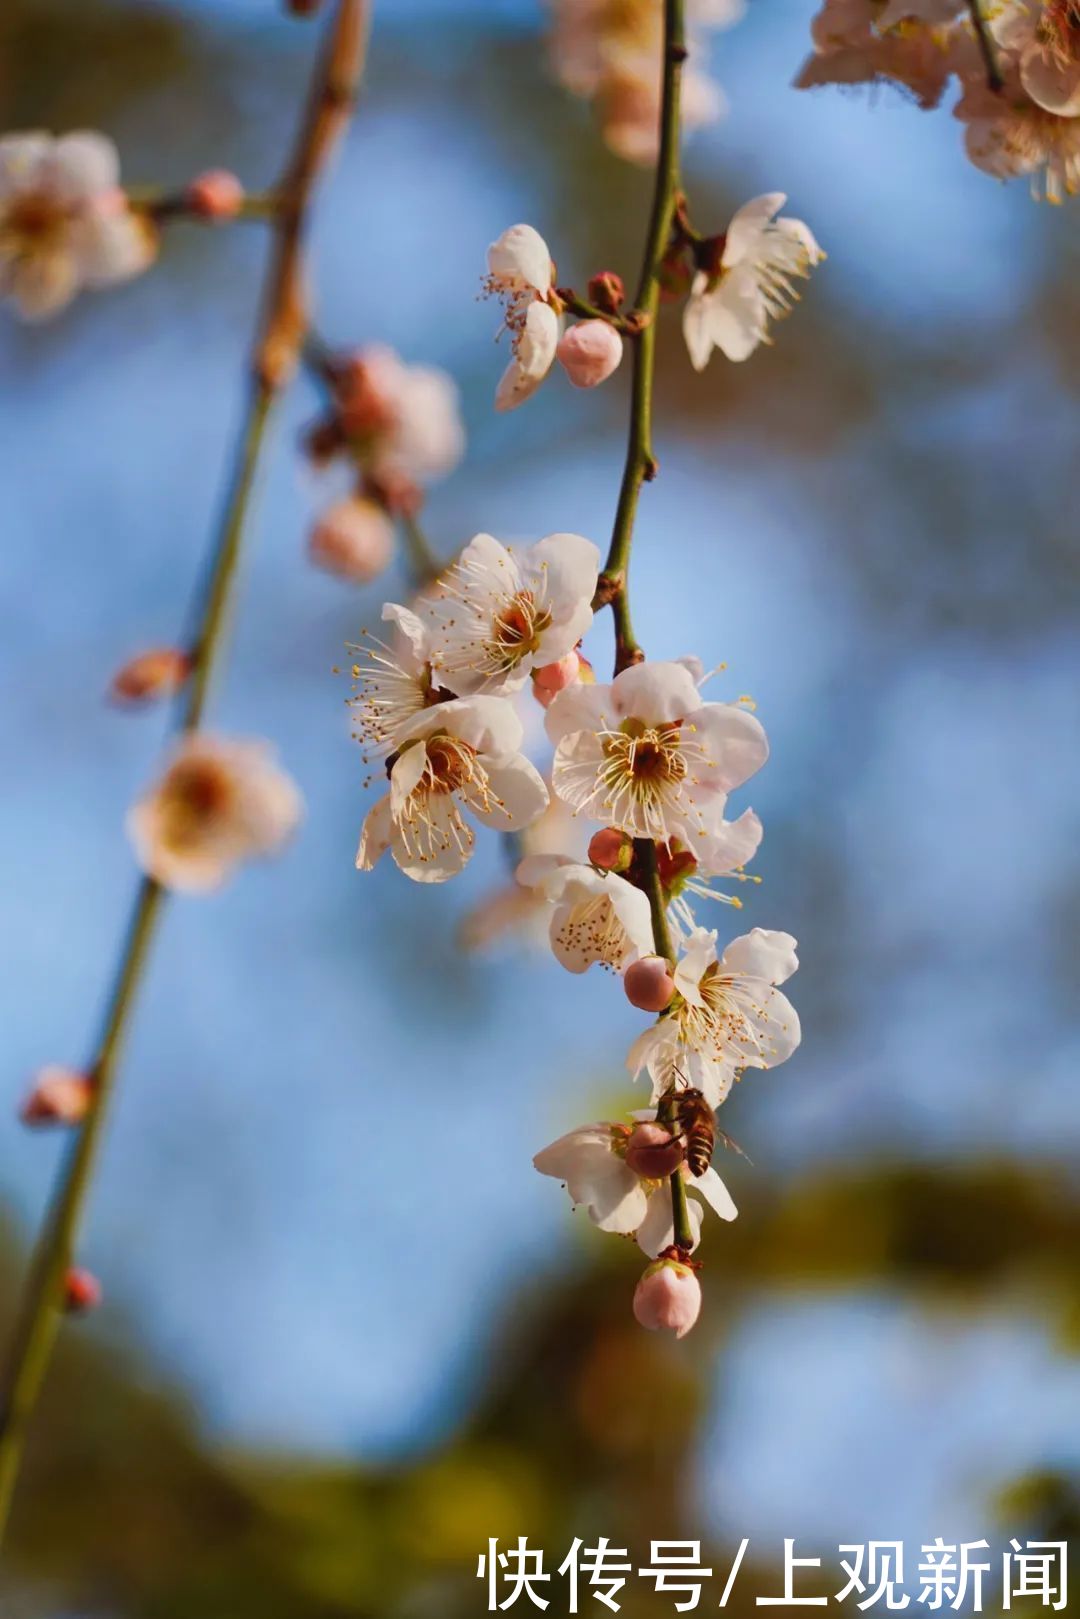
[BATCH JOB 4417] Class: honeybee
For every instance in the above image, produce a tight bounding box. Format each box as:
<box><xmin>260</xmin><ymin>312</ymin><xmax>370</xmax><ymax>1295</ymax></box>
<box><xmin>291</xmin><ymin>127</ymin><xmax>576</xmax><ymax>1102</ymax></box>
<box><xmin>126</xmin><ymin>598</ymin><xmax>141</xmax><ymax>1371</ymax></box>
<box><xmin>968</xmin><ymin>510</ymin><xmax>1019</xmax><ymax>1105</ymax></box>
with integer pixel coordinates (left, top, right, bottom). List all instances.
<box><xmin>673</xmin><ymin>1088</ymin><xmax>717</xmax><ymax>1177</ymax></box>
<box><xmin>665</xmin><ymin>1069</ymin><xmax>752</xmax><ymax>1173</ymax></box>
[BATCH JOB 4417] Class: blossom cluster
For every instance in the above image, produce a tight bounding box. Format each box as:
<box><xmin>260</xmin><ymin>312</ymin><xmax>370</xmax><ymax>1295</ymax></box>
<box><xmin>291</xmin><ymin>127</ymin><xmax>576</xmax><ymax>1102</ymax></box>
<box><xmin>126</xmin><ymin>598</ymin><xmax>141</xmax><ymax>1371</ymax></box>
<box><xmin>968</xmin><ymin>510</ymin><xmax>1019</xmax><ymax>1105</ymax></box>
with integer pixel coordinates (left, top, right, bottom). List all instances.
<box><xmin>796</xmin><ymin>0</ymin><xmax>1080</xmax><ymax>202</ymax></box>
<box><xmin>547</xmin><ymin>0</ymin><xmax>745</xmax><ymax>163</ymax></box>
<box><xmin>344</xmin><ymin>207</ymin><xmax>824</xmax><ymax>1336</ymax></box>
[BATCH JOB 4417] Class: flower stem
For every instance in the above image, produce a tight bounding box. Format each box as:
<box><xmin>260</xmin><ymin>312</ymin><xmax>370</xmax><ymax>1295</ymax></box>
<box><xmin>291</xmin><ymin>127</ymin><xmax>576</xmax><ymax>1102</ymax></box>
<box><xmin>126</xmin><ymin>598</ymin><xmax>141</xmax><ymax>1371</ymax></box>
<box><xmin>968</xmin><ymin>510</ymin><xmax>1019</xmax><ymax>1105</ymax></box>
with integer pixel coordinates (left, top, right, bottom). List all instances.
<box><xmin>965</xmin><ymin>0</ymin><xmax>1004</xmax><ymax>92</ymax></box>
<box><xmin>595</xmin><ymin>0</ymin><xmax>685</xmax><ymax>676</ymax></box>
<box><xmin>399</xmin><ymin>511</ymin><xmax>443</xmax><ymax>587</ymax></box>
<box><xmin>0</xmin><ymin>0</ymin><xmax>369</xmax><ymax>1551</ymax></box>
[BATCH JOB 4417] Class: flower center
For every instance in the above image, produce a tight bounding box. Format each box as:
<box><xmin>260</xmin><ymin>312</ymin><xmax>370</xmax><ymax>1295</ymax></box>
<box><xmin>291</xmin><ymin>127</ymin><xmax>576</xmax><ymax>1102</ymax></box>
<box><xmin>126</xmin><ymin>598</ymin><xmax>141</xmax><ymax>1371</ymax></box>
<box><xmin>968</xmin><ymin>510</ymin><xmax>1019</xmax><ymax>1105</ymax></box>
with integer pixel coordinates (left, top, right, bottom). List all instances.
<box><xmin>4</xmin><ymin>194</ymin><xmax>67</xmax><ymax>255</ymax></box>
<box><xmin>160</xmin><ymin>760</ymin><xmax>235</xmax><ymax>849</ymax></box>
<box><xmin>424</xmin><ymin>734</ymin><xmax>480</xmax><ymax>794</ymax></box>
<box><xmin>1039</xmin><ymin>0</ymin><xmax>1080</xmax><ymax>63</ymax></box>
<box><xmin>487</xmin><ymin>589</ymin><xmax>552</xmax><ymax>671</ymax></box>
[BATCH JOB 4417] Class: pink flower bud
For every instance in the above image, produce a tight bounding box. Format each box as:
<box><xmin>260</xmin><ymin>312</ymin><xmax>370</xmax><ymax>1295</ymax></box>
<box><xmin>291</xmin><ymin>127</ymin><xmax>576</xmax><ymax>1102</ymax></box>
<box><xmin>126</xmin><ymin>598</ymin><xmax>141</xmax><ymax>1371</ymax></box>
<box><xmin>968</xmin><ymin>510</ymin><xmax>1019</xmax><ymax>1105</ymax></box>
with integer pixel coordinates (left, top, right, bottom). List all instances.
<box><xmin>557</xmin><ymin>320</ymin><xmax>624</xmax><ymax>390</ymax></box>
<box><xmin>186</xmin><ymin>170</ymin><xmax>245</xmax><ymax>222</ymax></box>
<box><xmin>588</xmin><ymin>827</ymin><xmax>633</xmax><ymax>872</ymax></box>
<box><xmin>309</xmin><ymin>498</ymin><xmax>394</xmax><ymax>583</ymax></box>
<box><xmin>110</xmin><ymin>647</ymin><xmax>191</xmax><ymax>705</ymax></box>
<box><xmin>624</xmin><ymin>954</ymin><xmax>676</xmax><ymax>1012</ymax></box>
<box><xmin>21</xmin><ymin>1066</ymin><xmax>93</xmax><ymax>1127</ymax></box>
<box><xmin>625</xmin><ymin>1121</ymin><xmax>685</xmax><ymax>1180</ymax></box>
<box><xmin>633</xmin><ymin>1258</ymin><xmax>701</xmax><ymax>1338</ymax></box>
<box><xmin>532</xmin><ymin>652</ymin><xmax>580</xmax><ymax>706</ymax></box>
<box><xmin>64</xmin><ymin>1268</ymin><xmax>102</xmax><ymax>1315</ymax></box>
<box><xmin>588</xmin><ymin>270</ymin><xmax>625</xmax><ymax>313</ymax></box>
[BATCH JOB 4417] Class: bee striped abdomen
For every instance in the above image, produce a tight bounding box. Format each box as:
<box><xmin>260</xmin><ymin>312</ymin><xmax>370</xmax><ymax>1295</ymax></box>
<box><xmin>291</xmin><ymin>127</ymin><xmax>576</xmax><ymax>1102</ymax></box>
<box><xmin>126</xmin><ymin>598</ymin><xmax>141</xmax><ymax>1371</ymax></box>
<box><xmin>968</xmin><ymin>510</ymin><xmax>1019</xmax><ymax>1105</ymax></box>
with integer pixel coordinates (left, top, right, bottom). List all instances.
<box><xmin>676</xmin><ymin>1088</ymin><xmax>715</xmax><ymax>1178</ymax></box>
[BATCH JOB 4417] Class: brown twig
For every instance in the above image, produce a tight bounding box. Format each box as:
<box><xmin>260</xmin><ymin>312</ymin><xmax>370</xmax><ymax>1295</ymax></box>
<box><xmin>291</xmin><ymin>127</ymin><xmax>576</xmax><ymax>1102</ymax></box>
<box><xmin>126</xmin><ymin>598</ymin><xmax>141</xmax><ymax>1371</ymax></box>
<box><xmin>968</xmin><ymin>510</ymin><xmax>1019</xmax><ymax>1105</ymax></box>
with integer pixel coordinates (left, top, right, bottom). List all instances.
<box><xmin>0</xmin><ymin>0</ymin><xmax>371</xmax><ymax>1553</ymax></box>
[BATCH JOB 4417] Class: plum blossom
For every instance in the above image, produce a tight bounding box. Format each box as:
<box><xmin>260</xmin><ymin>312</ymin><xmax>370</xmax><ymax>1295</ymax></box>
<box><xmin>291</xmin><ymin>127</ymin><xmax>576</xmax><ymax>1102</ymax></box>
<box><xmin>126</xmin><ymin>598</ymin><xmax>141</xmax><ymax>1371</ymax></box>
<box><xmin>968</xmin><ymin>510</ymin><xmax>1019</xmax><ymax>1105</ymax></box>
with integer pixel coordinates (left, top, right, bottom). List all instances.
<box><xmin>794</xmin><ymin>0</ymin><xmax>959</xmax><ymax>109</ymax></box>
<box><xmin>356</xmin><ymin>695</ymin><xmax>548</xmax><ymax>883</ymax></box>
<box><xmin>349</xmin><ymin>601</ymin><xmax>446</xmax><ymax>765</ymax></box>
<box><xmin>628</xmin><ymin>926</ymin><xmax>801</xmax><ymax>1105</ymax></box>
<box><xmin>955</xmin><ymin>60</ymin><xmax>1080</xmax><ymax>198</ymax></box>
<box><xmin>127</xmin><ymin>734</ymin><xmax>303</xmax><ymax>893</ymax></box>
<box><xmin>485</xmin><ymin>223</ymin><xmax>560</xmax><ymax>410</ymax></box>
<box><xmin>514</xmin><ymin>855</ymin><xmax>654</xmax><ymax>972</ymax></box>
<box><xmin>546</xmin><ymin>659</ymin><xmax>768</xmax><ymax>854</ymax></box>
<box><xmin>548</xmin><ymin>0</ymin><xmax>744</xmax><ymax>164</ymax></box>
<box><xmin>317</xmin><ymin>345</ymin><xmax>465</xmax><ymax>491</ymax></box>
<box><xmin>0</xmin><ymin>131</ymin><xmax>155</xmax><ymax>320</ymax></box>
<box><xmin>426</xmin><ymin>530</ymin><xmax>600</xmax><ymax>696</ymax></box>
<box><xmin>683</xmin><ymin>193</ymin><xmax>823</xmax><ymax>368</ymax></box>
<box><xmin>533</xmin><ymin>1113</ymin><xmax>737</xmax><ymax>1256</ymax></box>
<box><xmin>633</xmin><ymin>1257</ymin><xmax>702</xmax><ymax>1337</ymax></box>
<box><xmin>460</xmin><ymin>793</ymin><xmax>590</xmax><ymax>952</ymax></box>
<box><xmin>662</xmin><ymin>807</ymin><xmax>764</xmax><ymax>944</ymax></box>
<box><xmin>309</xmin><ymin>496</ymin><xmax>394</xmax><ymax>583</ymax></box>
<box><xmin>995</xmin><ymin>0</ymin><xmax>1080</xmax><ymax>115</ymax></box>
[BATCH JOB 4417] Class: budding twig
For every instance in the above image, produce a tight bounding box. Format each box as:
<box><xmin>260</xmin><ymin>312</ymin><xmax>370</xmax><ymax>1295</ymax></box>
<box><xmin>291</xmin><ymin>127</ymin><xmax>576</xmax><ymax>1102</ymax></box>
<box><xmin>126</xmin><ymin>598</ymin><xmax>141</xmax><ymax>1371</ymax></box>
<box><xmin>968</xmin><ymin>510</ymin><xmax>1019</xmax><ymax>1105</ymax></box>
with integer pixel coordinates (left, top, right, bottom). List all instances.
<box><xmin>0</xmin><ymin>0</ymin><xmax>370</xmax><ymax>1549</ymax></box>
<box><xmin>594</xmin><ymin>0</ymin><xmax>684</xmax><ymax>677</ymax></box>
<box><xmin>591</xmin><ymin>0</ymin><xmax>692</xmax><ymax>1253</ymax></box>
<box><xmin>965</xmin><ymin>0</ymin><xmax>1005</xmax><ymax>93</ymax></box>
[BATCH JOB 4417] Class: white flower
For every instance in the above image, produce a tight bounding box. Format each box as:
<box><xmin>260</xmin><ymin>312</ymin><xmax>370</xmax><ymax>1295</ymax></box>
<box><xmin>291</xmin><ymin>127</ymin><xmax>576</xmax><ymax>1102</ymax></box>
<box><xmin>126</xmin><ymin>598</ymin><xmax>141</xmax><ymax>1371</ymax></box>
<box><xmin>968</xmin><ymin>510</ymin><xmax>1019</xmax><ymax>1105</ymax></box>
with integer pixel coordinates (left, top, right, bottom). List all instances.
<box><xmin>485</xmin><ymin>224</ymin><xmax>560</xmax><ymax>410</ymax></box>
<box><xmin>664</xmin><ymin>807</ymin><xmax>764</xmax><ymax>944</ymax></box>
<box><xmin>954</xmin><ymin>61</ymin><xmax>1080</xmax><ymax>199</ymax></box>
<box><xmin>332</xmin><ymin>345</ymin><xmax>465</xmax><ymax>486</ymax></box>
<box><xmin>459</xmin><ymin>793</ymin><xmax>590</xmax><ymax>952</ymax></box>
<box><xmin>126</xmin><ymin>734</ymin><xmax>303</xmax><ymax>893</ymax></box>
<box><xmin>795</xmin><ymin>0</ymin><xmax>961</xmax><ymax>110</ymax></box>
<box><xmin>533</xmin><ymin>1116</ymin><xmax>737</xmax><ymax>1256</ymax></box>
<box><xmin>349</xmin><ymin>601</ymin><xmax>443</xmax><ymax>762</ymax></box>
<box><xmin>0</xmin><ymin>131</ymin><xmax>154</xmax><ymax>321</ymax></box>
<box><xmin>425</xmin><ymin>530</ymin><xmax>600</xmax><ymax>696</ymax></box>
<box><xmin>994</xmin><ymin>0</ymin><xmax>1080</xmax><ymax>115</ymax></box>
<box><xmin>683</xmin><ymin>193</ymin><xmax>823</xmax><ymax>368</ymax></box>
<box><xmin>515</xmin><ymin>855</ymin><xmax>655</xmax><ymax>972</ymax></box>
<box><xmin>628</xmin><ymin>926</ymin><xmax>801</xmax><ymax>1106</ymax></box>
<box><xmin>546</xmin><ymin>659</ymin><xmax>768</xmax><ymax>853</ymax></box>
<box><xmin>356</xmin><ymin>694</ymin><xmax>549</xmax><ymax>883</ymax></box>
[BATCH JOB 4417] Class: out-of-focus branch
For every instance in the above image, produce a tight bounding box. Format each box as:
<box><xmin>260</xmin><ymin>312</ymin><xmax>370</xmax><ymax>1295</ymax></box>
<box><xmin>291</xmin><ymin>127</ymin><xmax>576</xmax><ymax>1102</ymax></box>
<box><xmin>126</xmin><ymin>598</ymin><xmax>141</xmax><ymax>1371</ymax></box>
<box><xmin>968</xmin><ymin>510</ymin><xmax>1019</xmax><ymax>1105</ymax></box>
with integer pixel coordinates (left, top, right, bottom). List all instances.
<box><xmin>0</xmin><ymin>0</ymin><xmax>370</xmax><ymax>1552</ymax></box>
<box><xmin>965</xmin><ymin>0</ymin><xmax>1004</xmax><ymax>92</ymax></box>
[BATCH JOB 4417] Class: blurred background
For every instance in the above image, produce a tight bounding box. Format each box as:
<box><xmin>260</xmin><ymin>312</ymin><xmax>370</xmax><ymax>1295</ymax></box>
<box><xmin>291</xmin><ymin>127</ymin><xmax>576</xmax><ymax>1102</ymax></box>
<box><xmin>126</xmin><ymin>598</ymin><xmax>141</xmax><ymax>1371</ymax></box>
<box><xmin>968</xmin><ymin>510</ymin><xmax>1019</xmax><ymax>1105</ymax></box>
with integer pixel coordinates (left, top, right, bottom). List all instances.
<box><xmin>1</xmin><ymin>0</ymin><xmax>1079</xmax><ymax>1612</ymax></box>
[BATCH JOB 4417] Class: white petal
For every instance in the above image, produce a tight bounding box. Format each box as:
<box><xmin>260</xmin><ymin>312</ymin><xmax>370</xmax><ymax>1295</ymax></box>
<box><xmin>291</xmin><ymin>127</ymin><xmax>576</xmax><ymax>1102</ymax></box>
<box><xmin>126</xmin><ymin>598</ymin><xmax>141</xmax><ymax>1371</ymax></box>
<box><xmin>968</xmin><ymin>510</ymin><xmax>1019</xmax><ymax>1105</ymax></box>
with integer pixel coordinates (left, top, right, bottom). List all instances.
<box><xmin>75</xmin><ymin>208</ymin><xmax>153</xmax><ymax>287</ymax></box>
<box><xmin>720</xmin><ymin>926</ymin><xmax>798</xmax><ymax>985</ymax></box>
<box><xmin>691</xmin><ymin>701</ymin><xmax>769</xmax><ymax>793</ymax></box>
<box><xmin>49</xmin><ymin>131</ymin><xmax>119</xmax><ymax>202</ymax></box>
<box><xmin>397</xmin><ymin>694</ymin><xmax>524</xmax><ymax>757</ymax></box>
<box><xmin>691</xmin><ymin>1165</ymin><xmax>738</xmax><ymax>1222</ymax></box>
<box><xmin>1021</xmin><ymin>47</ymin><xmax>1080</xmax><ymax>116</ymax></box>
<box><xmin>636</xmin><ymin>1185</ymin><xmax>704</xmax><ymax>1257</ymax></box>
<box><xmin>722</xmin><ymin>192</ymin><xmax>786</xmax><ymax>268</ymax></box>
<box><xmin>525</xmin><ymin>531</ymin><xmax>600</xmax><ymax>619</ymax></box>
<box><xmin>0</xmin><ymin>132</ymin><xmax>51</xmax><ymax>201</ymax></box>
<box><xmin>683</xmin><ymin>282</ymin><xmax>716</xmax><ymax>372</ymax></box>
<box><xmin>696</xmin><ymin>808</ymin><xmax>763</xmax><ymax>876</ymax></box>
<box><xmin>389</xmin><ymin>741</ymin><xmax>428</xmax><ymax>815</ymax></box>
<box><xmin>673</xmin><ymin>926</ymin><xmax>720</xmax><ymax>1006</ymax></box>
<box><xmin>533</xmin><ymin>1126</ymin><xmax>648</xmax><ymax>1233</ymax></box>
<box><xmin>701</xmin><ymin>268</ymin><xmax>768</xmax><ymax>363</ymax></box>
<box><xmin>494</xmin><ymin>301</ymin><xmax>558</xmax><ymax>412</ymax></box>
<box><xmin>390</xmin><ymin>793</ymin><xmax>474</xmax><ymax>883</ymax></box>
<box><xmin>487</xmin><ymin>223</ymin><xmax>552</xmax><ymax>295</ymax></box>
<box><xmin>612</xmin><ymin>660</ymin><xmax>702</xmax><ymax>725</ymax></box>
<box><xmin>543</xmin><ymin>679</ymin><xmax>611</xmax><ymax>745</ymax></box>
<box><xmin>355</xmin><ymin>794</ymin><xmax>394</xmax><ymax>871</ymax></box>
<box><xmin>472</xmin><ymin>754</ymin><xmax>549</xmax><ymax>831</ymax></box>
<box><xmin>382</xmin><ymin>601</ymin><xmax>429</xmax><ymax>671</ymax></box>
<box><xmin>728</xmin><ymin>981</ymin><xmax>801</xmax><ymax>1068</ymax></box>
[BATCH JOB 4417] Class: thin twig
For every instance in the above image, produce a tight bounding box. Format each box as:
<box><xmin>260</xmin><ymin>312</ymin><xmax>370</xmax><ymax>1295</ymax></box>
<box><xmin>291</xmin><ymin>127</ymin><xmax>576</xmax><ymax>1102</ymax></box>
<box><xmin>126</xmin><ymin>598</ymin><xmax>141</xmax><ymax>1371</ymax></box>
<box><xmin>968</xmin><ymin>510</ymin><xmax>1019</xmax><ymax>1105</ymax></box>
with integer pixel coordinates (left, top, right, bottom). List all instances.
<box><xmin>594</xmin><ymin>0</ymin><xmax>685</xmax><ymax>676</ymax></box>
<box><xmin>0</xmin><ymin>0</ymin><xmax>370</xmax><ymax>1550</ymax></box>
<box><xmin>965</xmin><ymin>0</ymin><xmax>1004</xmax><ymax>92</ymax></box>
<box><xmin>596</xmin><ymin>0</ymin><xmax>693</xmax><ymax>1252</ymax></box>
